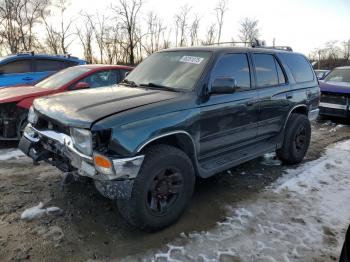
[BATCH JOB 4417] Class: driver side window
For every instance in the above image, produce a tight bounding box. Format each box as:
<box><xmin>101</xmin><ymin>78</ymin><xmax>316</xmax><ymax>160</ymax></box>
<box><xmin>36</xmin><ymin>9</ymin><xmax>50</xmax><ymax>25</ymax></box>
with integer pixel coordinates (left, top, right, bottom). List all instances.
<box><xmin>80</xmin><ymin>70</ymin><xmax>118</xmax><ymax>88</ymax></box>
<box><xmin>211</xmin><ymin>54</ymin><xmax>251</xmax><ymax>91</ymax></box>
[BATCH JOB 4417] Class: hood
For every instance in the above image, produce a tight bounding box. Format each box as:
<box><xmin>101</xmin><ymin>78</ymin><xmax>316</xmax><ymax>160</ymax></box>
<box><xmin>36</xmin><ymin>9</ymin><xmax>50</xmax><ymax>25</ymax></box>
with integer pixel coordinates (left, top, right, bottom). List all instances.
<box><xmin>34</xmin><ymin>85</ymin><xmax>180</xmax><ymax>129</ymax></box>
<box><xmin>319</xmin><ymin>81</ymin><xmax>350</xmax><ymax>94</ymax></box>
<box><xmin>0</xmin><ymin>85</ymin><xmax>54</xmax><ymax>104</ymax></box>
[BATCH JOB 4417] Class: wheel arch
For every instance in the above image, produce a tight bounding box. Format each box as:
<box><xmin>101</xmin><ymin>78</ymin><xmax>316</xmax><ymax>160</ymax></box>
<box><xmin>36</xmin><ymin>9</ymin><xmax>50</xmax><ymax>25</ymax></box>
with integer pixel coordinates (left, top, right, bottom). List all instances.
<box><xmin>136</xmin><ymin>131</ymin><xmax>198</xmax><ymax>173</ymax></box>
<box><xmin>283</xmin><ymin>104</ymin><xmax>308</xmax><ymax>130</ymax></box>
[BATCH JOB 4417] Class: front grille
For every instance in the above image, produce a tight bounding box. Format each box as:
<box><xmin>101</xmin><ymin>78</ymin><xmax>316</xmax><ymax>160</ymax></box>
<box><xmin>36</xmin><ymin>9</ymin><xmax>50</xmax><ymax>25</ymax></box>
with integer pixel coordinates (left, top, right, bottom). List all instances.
<box><xmin>321</xmin><ymin>93</ymin><xmax>348</xmax><ymax>105</ymax></box>
<box><xmin>34</xmin><ymin>116</ymin><xmax>70</xmax><ymax>135</ymax></box>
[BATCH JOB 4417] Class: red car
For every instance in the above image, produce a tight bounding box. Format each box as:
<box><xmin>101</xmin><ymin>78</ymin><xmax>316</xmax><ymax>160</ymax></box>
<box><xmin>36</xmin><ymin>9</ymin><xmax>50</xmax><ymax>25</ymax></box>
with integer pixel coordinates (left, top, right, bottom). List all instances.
<box><xmin>0</xmin><ymin>64</ymin><xmax>133</xmax><ymax>140</ymax></box>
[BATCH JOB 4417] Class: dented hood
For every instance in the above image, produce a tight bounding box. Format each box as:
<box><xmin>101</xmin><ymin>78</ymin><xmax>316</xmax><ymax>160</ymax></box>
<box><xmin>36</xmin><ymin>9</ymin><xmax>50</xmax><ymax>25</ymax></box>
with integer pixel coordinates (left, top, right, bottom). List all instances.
<box><xmin>33</xmin><ymin>85</ymin><xmax>180</xmax><ymax>129</ymax></box>
<box><xmin>0</xmin><ymin>85</ymin><xmax>54</xmax><ymax>104</ymax></box>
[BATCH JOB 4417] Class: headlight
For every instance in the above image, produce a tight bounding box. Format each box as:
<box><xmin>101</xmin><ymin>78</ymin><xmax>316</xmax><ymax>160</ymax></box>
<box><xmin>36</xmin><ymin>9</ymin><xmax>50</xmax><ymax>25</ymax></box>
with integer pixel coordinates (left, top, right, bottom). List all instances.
<box><xmin>27</xmin><ymin>106</ymin><xmax>38</xmax><ymax>124</ymax></box>
<box><xmin>70</xmin><ymin>127</ymin><xmax>92</xmax><ymax>156</ymax></box>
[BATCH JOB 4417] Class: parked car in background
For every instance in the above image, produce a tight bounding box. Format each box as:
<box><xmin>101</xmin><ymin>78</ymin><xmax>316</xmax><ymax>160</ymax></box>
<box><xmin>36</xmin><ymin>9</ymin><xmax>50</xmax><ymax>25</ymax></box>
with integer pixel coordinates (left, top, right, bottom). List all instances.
<box><xmin>319</xmin><ymin>66</ymin><xmax>350</xmax><ymax>118</ymax></box>
<box><xmin>19</xmin><ymin>46</ymin><xmax>319</xmax><ymax>231</ymax></box>
<box><xmin>0</xmin><ymin>52</ymin><xmax>86</xmax><ymax>88</ymax></box>
<box><xmin>314</xmin><ymin>69</ymin><xmax>330</xmax><ymax>80</ymax></box>
<box><xmin>0</xmin><ymin>64</ymin><xmax>133</xmax><ymax>140</ymax></box>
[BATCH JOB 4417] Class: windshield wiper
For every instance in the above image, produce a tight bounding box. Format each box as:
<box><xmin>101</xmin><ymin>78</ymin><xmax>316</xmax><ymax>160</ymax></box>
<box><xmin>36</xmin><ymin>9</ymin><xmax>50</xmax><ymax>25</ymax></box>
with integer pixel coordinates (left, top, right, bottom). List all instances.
<box><xmin>139</xmin><ymin>82</ymin><xmax>180</xmax><ymax>92</ymax></box>
<box><xmin>120</xmin><ymin>79</ymin><xmax>138</xmax><ymax>87</ymax></box>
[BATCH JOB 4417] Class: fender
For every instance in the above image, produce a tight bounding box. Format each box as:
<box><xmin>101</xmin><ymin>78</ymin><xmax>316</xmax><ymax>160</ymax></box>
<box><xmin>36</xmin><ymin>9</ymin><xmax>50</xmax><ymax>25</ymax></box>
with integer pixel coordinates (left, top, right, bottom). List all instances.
<box><xmin>283</xmin><ymin>104</ymin><xmax>308</xmax><ymax>130</ymax></box>
<box><xmin>136</xmin><ymin>130</ymin><xmax>197</xmax><ymax>153</ymax></box>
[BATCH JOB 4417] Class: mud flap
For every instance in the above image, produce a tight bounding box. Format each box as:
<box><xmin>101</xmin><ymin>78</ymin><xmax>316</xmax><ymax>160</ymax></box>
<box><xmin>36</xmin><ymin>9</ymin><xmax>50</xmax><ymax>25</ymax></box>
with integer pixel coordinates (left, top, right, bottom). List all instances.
<box><xmin>94</xmin><ymin>179</ymin><xmax>134</xmax><ymax>200</ymax></box>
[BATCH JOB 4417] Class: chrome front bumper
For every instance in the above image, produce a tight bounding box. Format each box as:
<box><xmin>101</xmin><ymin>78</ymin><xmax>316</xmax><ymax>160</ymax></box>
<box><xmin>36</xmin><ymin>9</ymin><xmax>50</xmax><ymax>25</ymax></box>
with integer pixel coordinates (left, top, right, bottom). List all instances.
<box><xmin>21</xmin><ymin>124</ymin><xmax>144</xmax><ymax>181</ymax></box>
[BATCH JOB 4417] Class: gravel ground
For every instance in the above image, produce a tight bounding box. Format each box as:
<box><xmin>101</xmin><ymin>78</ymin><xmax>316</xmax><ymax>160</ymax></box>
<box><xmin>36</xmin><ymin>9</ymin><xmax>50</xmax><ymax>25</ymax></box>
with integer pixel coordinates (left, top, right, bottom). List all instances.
<box><xmin>0</xmin><ymin>119</ymin><xmax>349</xmax><ymax>262</ymax></box>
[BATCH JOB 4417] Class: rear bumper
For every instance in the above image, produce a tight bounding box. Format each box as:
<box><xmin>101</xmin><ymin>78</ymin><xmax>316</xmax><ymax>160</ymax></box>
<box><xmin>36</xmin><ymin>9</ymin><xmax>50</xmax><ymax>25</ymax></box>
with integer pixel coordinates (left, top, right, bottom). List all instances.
<box><xmin>19</xmin><ymin>124</ymin><xmax>144</xmax><ymax>181</ymax></box>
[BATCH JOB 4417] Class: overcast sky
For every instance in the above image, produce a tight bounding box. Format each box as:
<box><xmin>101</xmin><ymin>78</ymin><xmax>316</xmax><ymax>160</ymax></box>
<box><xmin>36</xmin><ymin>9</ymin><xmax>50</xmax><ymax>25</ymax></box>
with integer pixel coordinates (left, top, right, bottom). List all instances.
<box><xmin>66</xmin><ymin>0</ymin><xmax>350</xmax><ymax>57</ymax></box>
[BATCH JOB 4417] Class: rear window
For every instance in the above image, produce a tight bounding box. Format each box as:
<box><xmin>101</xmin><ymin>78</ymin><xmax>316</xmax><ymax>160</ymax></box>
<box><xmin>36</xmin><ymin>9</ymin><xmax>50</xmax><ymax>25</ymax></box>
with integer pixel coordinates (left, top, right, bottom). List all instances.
<box><xmin>279</xmin><ymin>53</ymin><xmax>314</xmax><ymax>83</ymax></box>
<box><xmin>34</xmin><ymin>59</ymin><xmax>76</xmax><ymax>72</ymax></box>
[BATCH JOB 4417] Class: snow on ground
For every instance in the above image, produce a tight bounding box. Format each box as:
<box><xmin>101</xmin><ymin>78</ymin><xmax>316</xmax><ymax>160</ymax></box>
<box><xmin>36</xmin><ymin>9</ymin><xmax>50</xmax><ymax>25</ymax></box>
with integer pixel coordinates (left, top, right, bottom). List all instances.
<box><xmin>0</xmin><ymin>149</ymin><xmax>25</xmax><ymax>161</ymax></box>
<box><xmin>20</xmin><ymin>202</ymin><xmax>63</xmax><ymax>221</ymax></box>
<box><xmin>134</xmin><ymin>140</ymin><xmax>350</xmax><ymax>262</ymax></box>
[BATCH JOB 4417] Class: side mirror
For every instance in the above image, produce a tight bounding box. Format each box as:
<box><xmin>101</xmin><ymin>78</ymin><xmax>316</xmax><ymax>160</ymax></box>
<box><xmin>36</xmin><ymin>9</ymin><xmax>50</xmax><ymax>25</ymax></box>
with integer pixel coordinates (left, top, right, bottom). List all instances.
<box><xmin>74</xmin><ymin>81</ymin><xmax>90</xmax><ymax>89</ymax></box>
<box><xmin>125</xmin><ymin>71</ymin><xmax>130</xmax><ymax>77</ymax></box>
<box><xmin>211</xmin><ymin>77</ymin><xmax>238</xmax><ymax>94</ymax></box>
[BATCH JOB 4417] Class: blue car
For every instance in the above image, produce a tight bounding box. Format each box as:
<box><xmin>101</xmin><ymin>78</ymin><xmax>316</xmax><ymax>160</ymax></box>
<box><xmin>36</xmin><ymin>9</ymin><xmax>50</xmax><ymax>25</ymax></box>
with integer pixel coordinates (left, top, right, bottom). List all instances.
<box><xmin>0</xmin><ymin>52</ymin><xmax>86</xmax><ymax>88</ymax></box>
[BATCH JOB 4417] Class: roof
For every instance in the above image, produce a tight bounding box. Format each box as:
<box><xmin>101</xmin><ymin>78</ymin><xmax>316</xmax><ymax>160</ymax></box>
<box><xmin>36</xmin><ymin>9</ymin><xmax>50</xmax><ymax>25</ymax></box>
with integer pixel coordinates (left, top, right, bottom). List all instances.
<box><xmin>0</xmin><ymin>53</ymin><xmax>86</xmax><ymax>63</ymax></box>
<box><xmin>76</xmin><ymin>64</ymin><xmax>134</xmax><ymax>70</ymax></box>
<box><xmin>159</xmin><ymin>46</ymin><xmax>297</xmax><ymax>55</ymax></box>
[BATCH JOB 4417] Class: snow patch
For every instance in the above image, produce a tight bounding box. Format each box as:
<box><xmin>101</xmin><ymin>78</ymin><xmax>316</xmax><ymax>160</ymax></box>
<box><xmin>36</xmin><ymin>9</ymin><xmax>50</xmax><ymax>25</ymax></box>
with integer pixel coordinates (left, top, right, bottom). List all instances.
<box><xmin>21</xmin><ymin>202</ymin><xmax>63</xmax><ymax>221</ymax></box>
<box><xmin>137</xmin><ymin>139</ymin><xmax>350</xmax><ymax>261</ymax></box>
<box><xmin>0</xmin><ymin>149</ymin><xmax>25</xmax><ymax>161</ymax></box>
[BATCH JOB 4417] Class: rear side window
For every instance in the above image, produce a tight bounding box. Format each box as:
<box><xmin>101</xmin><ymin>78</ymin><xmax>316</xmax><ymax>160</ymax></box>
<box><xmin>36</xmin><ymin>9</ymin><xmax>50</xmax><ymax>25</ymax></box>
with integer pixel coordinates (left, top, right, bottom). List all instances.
<box><xmin>211</xmin><ymin>53</ymin><xmax>251</xmax><ymax>90</ymax></box>
<box><xmin>279</xmin><ymin>53</ymin><xmax>314</xmax><ymax>83</ymax></box>
<box><xmin>0</xmin><ymin>60</ymin><xmax>32</xmax><ymax>74</ymax></box>
<box><xmin>34</xmin><ymin>59</ymin><xmax>75</xmax><ymax>72</ymax></box>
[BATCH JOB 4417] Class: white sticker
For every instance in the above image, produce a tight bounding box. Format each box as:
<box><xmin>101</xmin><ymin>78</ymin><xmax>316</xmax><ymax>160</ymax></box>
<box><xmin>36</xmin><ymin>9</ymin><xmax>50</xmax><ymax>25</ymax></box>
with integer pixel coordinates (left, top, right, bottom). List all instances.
<box><xmin>179</xmin><ymin>56</ymin><xmax>204</xmax><ymax>64</ymax></box>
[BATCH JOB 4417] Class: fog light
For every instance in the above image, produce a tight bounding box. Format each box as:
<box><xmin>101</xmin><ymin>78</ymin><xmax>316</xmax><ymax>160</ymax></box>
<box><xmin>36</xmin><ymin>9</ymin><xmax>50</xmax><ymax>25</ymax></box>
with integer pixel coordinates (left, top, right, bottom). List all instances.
<box><xmin>94</xmin><ymin>153</ymin><xmax>114</xmax><ymax>175</ymax></box>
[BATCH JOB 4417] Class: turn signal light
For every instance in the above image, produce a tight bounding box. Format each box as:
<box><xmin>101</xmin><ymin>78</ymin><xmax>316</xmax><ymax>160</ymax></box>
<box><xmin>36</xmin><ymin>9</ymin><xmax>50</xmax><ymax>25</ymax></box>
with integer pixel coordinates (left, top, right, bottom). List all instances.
<box><xmin>94</xmin><ymin>154</ymin><xmax>112</xmax><ymax>168</ymax></box>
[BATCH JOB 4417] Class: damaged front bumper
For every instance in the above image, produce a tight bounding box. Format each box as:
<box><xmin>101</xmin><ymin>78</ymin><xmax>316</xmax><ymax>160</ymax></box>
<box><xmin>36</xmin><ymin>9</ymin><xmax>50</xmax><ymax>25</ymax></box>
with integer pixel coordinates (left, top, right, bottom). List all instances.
<box><xmin>19</xmin><ymin>124</ymin><xmax>145</xmax><ymax>199</ymax></box>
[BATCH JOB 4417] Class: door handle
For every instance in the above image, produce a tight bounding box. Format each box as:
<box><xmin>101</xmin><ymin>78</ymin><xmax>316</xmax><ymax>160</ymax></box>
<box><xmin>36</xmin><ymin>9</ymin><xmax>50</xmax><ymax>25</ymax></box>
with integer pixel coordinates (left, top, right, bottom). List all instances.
<box><xmin>246</xmin><ymin>101</ymin><xmax>255</xmax><ymax>106</ymax></box>
<box><xmin>22</xmin><ymin>77</ymin><xmax>33</xmax><ymax>81</ymax></box>
<box><xmin>286</xmin><ymin>94</ymin><xmax>293</xmax><ymax>99</ymax></box>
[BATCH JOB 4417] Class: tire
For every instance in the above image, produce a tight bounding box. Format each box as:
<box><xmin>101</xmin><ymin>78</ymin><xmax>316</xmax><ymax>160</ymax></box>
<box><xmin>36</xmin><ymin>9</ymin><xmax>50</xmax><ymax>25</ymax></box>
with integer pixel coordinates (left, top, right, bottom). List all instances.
<box><xmin>276</xmin><ymin>113</ymin><xmax>311</xmax><ymax>165</ymax></box>
<box><xmin>117</xmin><ymin>144</ymin><xmax>195</xmax><ymax>232</ymax></box>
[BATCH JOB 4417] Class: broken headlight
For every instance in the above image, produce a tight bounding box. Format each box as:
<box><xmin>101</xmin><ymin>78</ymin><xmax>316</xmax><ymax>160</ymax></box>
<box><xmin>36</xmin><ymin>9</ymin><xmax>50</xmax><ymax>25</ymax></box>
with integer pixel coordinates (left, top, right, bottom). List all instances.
<box><xmin>27</xmin><ymin>106</ymin><xmax>38</xmax><ymax>125</ymax></box>
<box><xmin>70</xmin><ymin>127</ymin><xmax>93</xmax><ymax>156</ymax></box>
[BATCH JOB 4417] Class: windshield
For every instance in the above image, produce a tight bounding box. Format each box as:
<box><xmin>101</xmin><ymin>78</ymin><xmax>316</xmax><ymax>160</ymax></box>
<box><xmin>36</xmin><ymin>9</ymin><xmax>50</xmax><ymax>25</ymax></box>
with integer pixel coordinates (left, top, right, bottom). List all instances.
<box><xmin>124</xmin><ymin>51</ymin><xmax>212</xmax><ymax>91</ymax></box>
<box><xmin>35</xmin><ymin>66</ymin><xmax>91</xmax><ymax>89</ymax></box>
<box><xmin>324</xmin><ymin>68</ymin><xmax>350</xmax><ymax>83</ymax></box>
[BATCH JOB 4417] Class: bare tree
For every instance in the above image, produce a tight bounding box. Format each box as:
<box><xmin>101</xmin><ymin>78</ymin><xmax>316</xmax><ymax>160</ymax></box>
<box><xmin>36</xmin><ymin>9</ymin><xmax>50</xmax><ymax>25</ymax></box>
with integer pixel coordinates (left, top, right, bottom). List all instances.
<box><xmin>112</xmin><ymin>0</ymin><xmax>143</xmax><ymax>65</ymax></box>
<box><xmin>189</xmin><ymin>14</ymin><xmax>200</xmax><ymax>46</ymax></box>
<box><xmin>202</xmin><ymin>23</ymin><xmax>217</xmax><ymax>45</ymax></box>
<box><xmin>238</xmin><ymin>17</ymin><xmax>260</xmax><ymax>45</ymax></box>
<box><xmin>214</xmin><ymin>0</ymin><xmax>227</xmax><ymax>44</ymax></box>
<box><xmin>42</xmin><ymin>0</ymin><xmax>75</xmax><ymax>54</ymax></box>
<box><xmin>174</xmin><ymin>5</ymin><xmax>191</xmax><ymax>47</ymax></box>
<box><xmin>0</xmin><ymin>0</ymin><xmax>49</xmax><ymax>54</ymax></box>
<box><xmin>143</xmin><ymin>11</ymin><xmax>166</xmax><ymax>54</ymax></box>
<box><xmin>76</xmin><ymin>13</ymin><xmax>94</xmax><ymax>63</ymax></box>
<box><xmin>341</xmin><ymin>39</ymin><xmax>350</xmax><ymax>60</ymax></box>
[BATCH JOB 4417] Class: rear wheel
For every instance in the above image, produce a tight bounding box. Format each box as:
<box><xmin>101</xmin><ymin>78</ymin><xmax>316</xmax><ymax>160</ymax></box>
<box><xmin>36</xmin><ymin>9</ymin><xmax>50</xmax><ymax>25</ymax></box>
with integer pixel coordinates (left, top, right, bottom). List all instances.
<box><xmin>117</xmin><ymin>144</ymin><xmax>195</xmax><ymax>231</ymax></box>
<box><xmin>276</xmin><ymin>113</ymin><xmax>311</xmax><ymax>164</ymax></box>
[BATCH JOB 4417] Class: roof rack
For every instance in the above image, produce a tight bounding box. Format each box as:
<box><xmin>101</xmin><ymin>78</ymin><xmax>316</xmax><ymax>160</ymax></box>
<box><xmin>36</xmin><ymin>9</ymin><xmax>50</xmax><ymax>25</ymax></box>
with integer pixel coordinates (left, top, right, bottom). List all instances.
<box><xmin>205</xmin><ymin>41</ymin><xmax>253</xmax><ymax>46</ymax></box>
<box><xmin>204</xmin><ymin>39</ymin><xmax>293</xmax><ymax>51</ymax></box>
<box><xmin>259</xmin><ymin>46</ymin><xmax>293</xmax><ymax>51</ymax></box>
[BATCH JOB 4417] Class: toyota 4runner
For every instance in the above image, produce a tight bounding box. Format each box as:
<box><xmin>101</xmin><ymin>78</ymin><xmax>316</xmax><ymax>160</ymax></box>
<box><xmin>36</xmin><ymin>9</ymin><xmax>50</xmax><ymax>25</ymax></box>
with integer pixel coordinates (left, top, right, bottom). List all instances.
<box><xmin>19</xmin><ymin>46</ymin><xmax>320</xmax><ymax>231</ymax></box>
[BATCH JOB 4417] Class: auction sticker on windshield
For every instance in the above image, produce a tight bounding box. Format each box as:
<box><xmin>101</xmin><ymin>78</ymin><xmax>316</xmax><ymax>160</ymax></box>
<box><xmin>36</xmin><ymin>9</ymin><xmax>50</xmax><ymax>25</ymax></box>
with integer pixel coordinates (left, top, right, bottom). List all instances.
<box><xmin>179</xmin><ymin>56</ymin><xmax>204</xmax><ymax>64</ymax></box>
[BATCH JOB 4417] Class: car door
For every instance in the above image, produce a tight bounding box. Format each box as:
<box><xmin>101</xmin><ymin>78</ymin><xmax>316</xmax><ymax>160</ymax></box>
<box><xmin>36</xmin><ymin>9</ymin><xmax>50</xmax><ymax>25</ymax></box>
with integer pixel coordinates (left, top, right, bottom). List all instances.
<box><xmin>0</xmin><ymin>59</ymin><xmax>34</xmax><ymax>87</ymax></box>
<box><xmin>251</xmin><ymin>53</ymin><xmax>290</xmax><ymax>138</ymax></box>
<box><xmin>199</xmin><ymin>53</ymin><xmax>258</xmax><ymax>157</ymax></box>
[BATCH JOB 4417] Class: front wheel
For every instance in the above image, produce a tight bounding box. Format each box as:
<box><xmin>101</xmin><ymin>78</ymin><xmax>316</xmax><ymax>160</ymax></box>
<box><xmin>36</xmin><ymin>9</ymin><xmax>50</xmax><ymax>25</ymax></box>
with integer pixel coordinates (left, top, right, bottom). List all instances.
<box><xmin>276</xmin><ymin>113</ymin><xmax>311</xmax><ymax>164</ymax></box>
<box><xmin>117</xmin><ymin>144</ymin><xmax>195</xmax><ymax>231</ymax></box>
